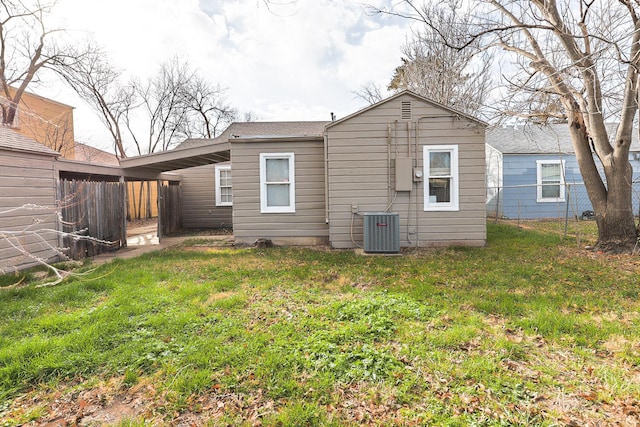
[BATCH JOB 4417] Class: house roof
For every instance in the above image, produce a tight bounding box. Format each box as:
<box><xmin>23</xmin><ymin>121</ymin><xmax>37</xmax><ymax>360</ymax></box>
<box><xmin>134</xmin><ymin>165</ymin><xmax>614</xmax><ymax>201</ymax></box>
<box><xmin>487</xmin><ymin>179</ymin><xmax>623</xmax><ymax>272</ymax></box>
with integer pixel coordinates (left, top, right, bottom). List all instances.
<box><xmin>224</xmin><ymin>121</ymin><xmax>329</xmax><ymax>139</ymax></box>
<box><xmin>0</xmin><ymin>125</ymin><xmax>59</xmax><ymax>156</ymax></box>
<box><xmin>487</xmin><ymin>123</ymin><xmax>640</xmax><ymax>154</ymax></box>
<box><xmin>326</xmin><ymin>90</ymin><xmax>488</xmax><ymax>129</ymax></box>
<box><xmin>175</xmin><ymin>121</ymin><xmax>330</xmax><ymax>150</ymax></box>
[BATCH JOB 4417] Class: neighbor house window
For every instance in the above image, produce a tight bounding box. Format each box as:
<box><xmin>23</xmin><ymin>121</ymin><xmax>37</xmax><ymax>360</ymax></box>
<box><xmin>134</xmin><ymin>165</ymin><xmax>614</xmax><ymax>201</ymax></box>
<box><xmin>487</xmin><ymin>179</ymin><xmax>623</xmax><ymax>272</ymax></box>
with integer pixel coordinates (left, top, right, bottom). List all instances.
<box><xmin>260</xmin><ymin>152</ymin><xmax>295</xmax><ymax>213</ymax></box>
<box><xmin>215</xmin><ymin>164</ymin><xmax>232</xmax><ymax>206</ymax></box>
<box><xmin>537</xmin><ymin>160</ymin><xmax>565</xmax><ymax>202</ymax></box>
<box><xmin>424</xmin><ymin>145</ymin><xmax>459</xmax><ymax>211</ymax></box>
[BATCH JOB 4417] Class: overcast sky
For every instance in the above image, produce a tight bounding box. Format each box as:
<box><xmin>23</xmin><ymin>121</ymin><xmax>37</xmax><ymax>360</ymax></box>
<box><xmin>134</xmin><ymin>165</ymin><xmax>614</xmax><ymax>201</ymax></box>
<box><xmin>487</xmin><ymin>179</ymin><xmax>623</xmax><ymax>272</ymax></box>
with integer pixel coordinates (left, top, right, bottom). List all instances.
<box><xmin>36</xmin><ymin>0</ymin><xmax>413</xmax><ymax>151</ymax></box>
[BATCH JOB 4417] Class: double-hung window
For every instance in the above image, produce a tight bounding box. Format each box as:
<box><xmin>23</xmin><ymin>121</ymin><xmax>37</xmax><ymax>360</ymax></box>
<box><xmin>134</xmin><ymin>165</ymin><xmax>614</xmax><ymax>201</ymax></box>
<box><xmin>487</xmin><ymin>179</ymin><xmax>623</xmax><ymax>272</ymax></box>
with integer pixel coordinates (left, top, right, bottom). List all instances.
<box><xmin>215</xmin><ymin>164</ymin><xmax>232</xmax><ymax>206</ymax></box>
<box><xmin>260</xmin><ymin>152</ymin><xmax>295</xmax><ymax>213</ymax></box>
<box><xmin>536</xmin><ymin>160</ymin><xmax>565</xmax><ymax>202</ymax></box>
<box><xmin>424</xmin><ymin>145</ymin><xmax>459</xmax><ymax>211</ymax></box>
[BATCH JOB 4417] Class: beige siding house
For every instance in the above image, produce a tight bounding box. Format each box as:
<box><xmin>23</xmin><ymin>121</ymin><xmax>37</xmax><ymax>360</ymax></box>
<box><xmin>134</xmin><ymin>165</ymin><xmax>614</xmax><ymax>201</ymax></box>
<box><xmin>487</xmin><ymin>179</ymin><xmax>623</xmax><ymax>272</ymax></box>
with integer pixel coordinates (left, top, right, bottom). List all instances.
<box><xmin>326</xmin><ymin>91</ymin><xmax>486</xmax><ymax>248</ymax></box>
<box><xmin>231</xmin><ymin>135</ymin><xmax>329</xmax><ymax>245</ymax></box>
<box><xmin>175</xmin><ymin>91</ymin><xmax>486</xmax><ymax>249</ymax></box>
<box><xmin>178</xmin><ymin>163</ymin><xmax>233</xmax><ymax>229</ymax></box>
<box><xmin>0</xmin><ymin>126</ymin><xmax>60</xmax><ymax>272</ymax></box>
<box><xmin>176</xmin><ymin>123</ymin><xmax>328</xmax><ymax>240</ymax></box>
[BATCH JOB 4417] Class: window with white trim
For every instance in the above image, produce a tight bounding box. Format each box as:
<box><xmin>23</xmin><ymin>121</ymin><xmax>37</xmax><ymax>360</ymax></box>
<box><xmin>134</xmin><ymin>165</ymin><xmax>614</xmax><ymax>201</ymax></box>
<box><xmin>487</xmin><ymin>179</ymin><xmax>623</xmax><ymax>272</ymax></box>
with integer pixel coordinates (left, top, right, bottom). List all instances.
<box><xmin>536</xmin><ymin>160</ymin><xmax>565</xmax><ymax>202</ymax></box>
<box><xmin>215</xmin><ymin>164</ymin><xmax>232</xmax><ymax>206</ymax></box>
<box><xmin>260</xmin><ymin>152</ymin><xmax>295</xmax><ymax>213</ymax></box>
<box><xmin>424</xmin><ymin>145</ymin><xmax>459</xmax><ymax>211</ymax></box>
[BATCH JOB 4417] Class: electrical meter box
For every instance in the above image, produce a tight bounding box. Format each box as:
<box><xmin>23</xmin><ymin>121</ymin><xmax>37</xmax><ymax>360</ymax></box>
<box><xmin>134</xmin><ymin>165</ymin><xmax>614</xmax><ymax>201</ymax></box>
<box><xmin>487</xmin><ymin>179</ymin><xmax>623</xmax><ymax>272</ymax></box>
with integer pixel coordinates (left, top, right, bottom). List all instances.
<box><xmin>395</xmin><ymin>157</ymin><xmax>413</xmax><ymax>191</ymax></box>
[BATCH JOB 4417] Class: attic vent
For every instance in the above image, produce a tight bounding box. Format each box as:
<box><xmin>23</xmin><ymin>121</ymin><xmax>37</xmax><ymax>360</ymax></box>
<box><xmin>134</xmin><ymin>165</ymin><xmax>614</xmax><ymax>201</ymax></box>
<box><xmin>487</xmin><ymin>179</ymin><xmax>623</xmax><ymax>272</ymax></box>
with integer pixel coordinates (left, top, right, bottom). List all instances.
<box><xmin>401</xmin><ymin>101</ymin><xmax>412</xmax><ymax>120</ymax></box>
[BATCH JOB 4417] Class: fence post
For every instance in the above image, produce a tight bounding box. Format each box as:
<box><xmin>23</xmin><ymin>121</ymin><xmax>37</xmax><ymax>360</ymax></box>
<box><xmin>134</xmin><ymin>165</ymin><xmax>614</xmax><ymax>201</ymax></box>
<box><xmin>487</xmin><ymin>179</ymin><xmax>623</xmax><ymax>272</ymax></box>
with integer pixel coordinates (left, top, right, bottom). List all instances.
<box><xmin>564</xmin><ymin>183</ymin><xmax>570</xmax><ymax>237</ymax></box>
<box><xmin>494</xmin><ymin>185</ymin><xmax>500</xmax><ymax>223</ymax></box>
<box><xmin>157</xmin><ymin>181</ymin><xmax>163</xmax><ymax>241</ymax></box>
<box><xmin>120</xmin><ymin>176</ymin><xmax>127</xmax><ymax>248</ymax></box>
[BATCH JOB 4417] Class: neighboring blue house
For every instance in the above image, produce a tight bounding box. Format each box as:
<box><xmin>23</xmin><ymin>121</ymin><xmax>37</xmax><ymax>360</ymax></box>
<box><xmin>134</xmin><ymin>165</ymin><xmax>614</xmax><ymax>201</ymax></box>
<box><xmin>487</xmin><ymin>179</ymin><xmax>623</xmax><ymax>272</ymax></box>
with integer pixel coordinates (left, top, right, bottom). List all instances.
<box><xmin>486</xmin><ymin>124</ymin><xmax>640</xmax><ymax>219</ymax></box>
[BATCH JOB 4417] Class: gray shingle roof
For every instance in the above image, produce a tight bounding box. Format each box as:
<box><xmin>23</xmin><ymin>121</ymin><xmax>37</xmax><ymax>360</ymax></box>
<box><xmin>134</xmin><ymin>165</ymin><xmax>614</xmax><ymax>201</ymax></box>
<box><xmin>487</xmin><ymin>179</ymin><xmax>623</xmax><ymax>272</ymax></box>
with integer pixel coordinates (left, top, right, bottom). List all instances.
<box><xmin>0</xmin><ymin>125</ymin><xmax>59</xmax><ymax>156</ymax></box>
<box><xmin>174</xmin><ymin>121</ymin><xmax>330</xmax><ymax>150</ymax></box>
<box><xmin>487</xmin><ymin>123</ymin><xmax>640</xmax><ymax>154</ymax></box>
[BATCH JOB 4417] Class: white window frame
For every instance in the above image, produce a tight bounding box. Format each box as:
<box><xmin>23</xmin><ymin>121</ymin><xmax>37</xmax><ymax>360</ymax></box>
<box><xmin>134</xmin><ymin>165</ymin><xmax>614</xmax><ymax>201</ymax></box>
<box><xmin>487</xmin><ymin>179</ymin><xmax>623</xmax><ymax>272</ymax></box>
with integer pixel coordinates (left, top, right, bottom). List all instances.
<box><xmin>536</xmin><ymin>160</ymin><xmax>565</xmax><ymax>203</ymax></box>
<box><xmin>215</xmin><ymin>164</ymin><xmax>233</xmax><ymax>206</ymax></box>
<box><xmin>260</xmin><ymin>152</ymin><xmax>295</xmax><ymax>213</ymax></box>
<box><xmin>423</xmin><ymin>145</ymin><xmax>459</xmax><ymax>211</ymax></box>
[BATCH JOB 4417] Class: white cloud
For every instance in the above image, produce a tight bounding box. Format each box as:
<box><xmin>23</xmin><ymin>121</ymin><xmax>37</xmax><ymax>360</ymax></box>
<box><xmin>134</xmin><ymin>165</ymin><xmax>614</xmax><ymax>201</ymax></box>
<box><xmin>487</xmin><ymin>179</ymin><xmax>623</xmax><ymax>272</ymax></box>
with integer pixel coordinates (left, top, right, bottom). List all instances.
<box><xmin>40</xmin><ymin>0</ymin><xmax>411</xmax><ymax>149</ymax></box>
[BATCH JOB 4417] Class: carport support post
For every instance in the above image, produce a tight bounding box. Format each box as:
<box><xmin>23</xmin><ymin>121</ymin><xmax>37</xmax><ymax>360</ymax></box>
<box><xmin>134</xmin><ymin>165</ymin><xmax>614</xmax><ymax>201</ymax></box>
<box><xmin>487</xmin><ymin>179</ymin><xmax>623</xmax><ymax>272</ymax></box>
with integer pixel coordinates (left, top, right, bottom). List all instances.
<box><xmin>120</xmin><ymin>176</ymin><xmax>127</xmax><ymax>248</ymax></box>
<box><xmin>157</xmin><ymin>180</ymin><xmax>163</xmax><ymax>242</ymax></box>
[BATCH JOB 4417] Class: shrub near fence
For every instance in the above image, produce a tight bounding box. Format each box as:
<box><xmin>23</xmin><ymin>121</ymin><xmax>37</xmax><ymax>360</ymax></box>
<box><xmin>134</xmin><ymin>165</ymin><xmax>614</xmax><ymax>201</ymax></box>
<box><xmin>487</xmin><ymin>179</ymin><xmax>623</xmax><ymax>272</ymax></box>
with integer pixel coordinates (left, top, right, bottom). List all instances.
<box><xmin>57</xmin><ymin>180</ymin><xmax>126</xmax><ymax>259</ymax></box>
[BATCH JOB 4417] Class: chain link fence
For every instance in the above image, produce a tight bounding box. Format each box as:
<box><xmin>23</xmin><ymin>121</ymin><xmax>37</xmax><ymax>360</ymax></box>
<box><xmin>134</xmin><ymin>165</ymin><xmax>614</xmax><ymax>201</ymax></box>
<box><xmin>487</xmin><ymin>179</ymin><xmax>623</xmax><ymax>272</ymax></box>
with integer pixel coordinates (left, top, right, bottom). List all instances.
<box><xmin>487</xmin><ymin>182</ymin><xmax>640</xmax><ymax>223</ymax></box>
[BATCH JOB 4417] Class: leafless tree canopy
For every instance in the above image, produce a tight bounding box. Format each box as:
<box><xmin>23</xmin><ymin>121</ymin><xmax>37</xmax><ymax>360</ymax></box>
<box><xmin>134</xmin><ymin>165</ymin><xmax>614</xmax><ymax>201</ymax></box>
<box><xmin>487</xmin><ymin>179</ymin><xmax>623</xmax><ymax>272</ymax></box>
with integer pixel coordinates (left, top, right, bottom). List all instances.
<box><xmin>373</xmin><ymin>0</ymin><xmax>640</xmax><ymax>252</ymax></box>
<box><xmin>0</xmin><ymin>0</ymin><xmax>95</xmax><ymax>156</ymax></box>
<box><xmin>0</xmin><ymin>0</ymin><xmax>86</xmax><ymax>121</ymax></box>
<box><xmin>179</xmin><ymin>73</ymin><xmax>237</xmax><ymax>140</ymax></box>
<box><xmin>385</xmin><ymin>1</ymin><xmax>493</xmax><ymax>118</ymax></box>
<box><xmin>62</xmin><ymin>55</ymin><xmax>237</xmax><ymax>156</ymax></box>
<box><xmin>57</xmin><ymin>48</ymin><xmax>133</xmax><ymax>158</ymax></box>
<box><xmin>129</xmin><ymin>58</ymin><xmax>237</xmax><ymax>155</ymax></box>
<box><xmin>353</xmin><ymin>80</ymin><xmax>385</xmax><ymax>105</ymax></box>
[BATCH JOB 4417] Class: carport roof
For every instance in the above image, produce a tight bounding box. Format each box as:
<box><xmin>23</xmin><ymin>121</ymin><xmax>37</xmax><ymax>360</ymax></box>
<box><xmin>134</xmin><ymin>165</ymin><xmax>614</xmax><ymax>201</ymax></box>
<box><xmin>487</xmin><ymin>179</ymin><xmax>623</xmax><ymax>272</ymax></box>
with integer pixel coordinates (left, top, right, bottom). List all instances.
<box><xmin>57</xmin><ymin>139</ymin><xmax>230</xmax><ymax>181</ymax></box>
<box><xmin>119</xmin><ymin>139</ymin><xmax>230</xmax><ymax>173</ymax></box>
<box><xmin>70</xmin><ymin>121</ymin><xmax>327</xmax><ymax>180</ymax></box>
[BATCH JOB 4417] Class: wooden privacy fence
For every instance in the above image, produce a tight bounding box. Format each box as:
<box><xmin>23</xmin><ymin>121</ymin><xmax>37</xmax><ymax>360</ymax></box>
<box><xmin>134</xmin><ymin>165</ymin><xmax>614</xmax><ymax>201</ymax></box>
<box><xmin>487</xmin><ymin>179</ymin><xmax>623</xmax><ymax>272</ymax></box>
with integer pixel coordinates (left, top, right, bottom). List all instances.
<box><xmin>128</xmin><ymin>181</ymin><xmax>159</xmax><ymax>220</ymax></box>
<box><xmin>57</xmin><ymin>179</ymin><xmax>126</xmax><ymax>259</ymax></box>
<box><xmin>159</xmin><ymin>183</ymin><xmax>182</xmax><ymax>236</ymax></box>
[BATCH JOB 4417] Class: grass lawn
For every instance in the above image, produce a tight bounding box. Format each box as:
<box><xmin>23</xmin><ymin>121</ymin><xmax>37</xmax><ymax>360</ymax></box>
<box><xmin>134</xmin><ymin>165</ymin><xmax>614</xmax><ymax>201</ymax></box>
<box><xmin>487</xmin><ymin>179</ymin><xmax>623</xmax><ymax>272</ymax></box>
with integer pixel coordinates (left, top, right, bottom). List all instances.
<box><xmin>0</xmin><ymin>222</ymin><xmax>639</xmax><ymax>426</ymax></box>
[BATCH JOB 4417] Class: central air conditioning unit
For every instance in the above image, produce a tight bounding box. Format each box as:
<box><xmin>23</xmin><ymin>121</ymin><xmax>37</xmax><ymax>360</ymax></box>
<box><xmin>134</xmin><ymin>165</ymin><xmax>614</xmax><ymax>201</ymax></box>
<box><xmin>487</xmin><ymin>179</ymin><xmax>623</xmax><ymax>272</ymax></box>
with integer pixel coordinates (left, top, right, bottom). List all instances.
<box><xmin>363</xmin><ymin>212</ymin><xmax>400</xmax><ymax>253</ymax></box>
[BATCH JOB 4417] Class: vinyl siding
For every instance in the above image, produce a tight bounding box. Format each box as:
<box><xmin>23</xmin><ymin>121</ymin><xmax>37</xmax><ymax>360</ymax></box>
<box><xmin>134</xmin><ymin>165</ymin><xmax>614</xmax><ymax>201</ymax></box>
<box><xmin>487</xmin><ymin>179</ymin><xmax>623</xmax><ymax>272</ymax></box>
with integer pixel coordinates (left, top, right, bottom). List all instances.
<box><xmin>178</xmin><ymin>163</ymin><xmax>233</xmax><ymax>229</ymax></box>
<box><xmin>495</xmin><ymin>153</ymin><xmax>640</xmax><ymax>219</ymax></box>
<box><xmin>231</xmin><ymin>140</ymin><xmax>329</xmax><ymax>245</ymax></box>
<box><xmin>327</xmin><ymin>93</ymin><xmax>486</xmax><ymax>248</ymax></box>
<box><xmin>0</xmin><ymin>149</ymin><xmax>59</xmax><ymax>272</ymax></box>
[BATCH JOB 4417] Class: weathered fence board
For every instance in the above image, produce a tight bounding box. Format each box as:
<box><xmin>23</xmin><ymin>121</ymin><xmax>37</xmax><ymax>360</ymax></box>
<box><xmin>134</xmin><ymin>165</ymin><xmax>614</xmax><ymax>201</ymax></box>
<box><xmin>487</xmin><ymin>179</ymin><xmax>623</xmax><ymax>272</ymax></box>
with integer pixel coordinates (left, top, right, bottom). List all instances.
<box><xmin>57</xmin><ymin>180</ymin><xmax>126</xmax><ymax>259</ymax></box>
<box><xmin>159</xmin><ymin>183</ymin><xmax>182</xmax><ymax>236</ymax></box>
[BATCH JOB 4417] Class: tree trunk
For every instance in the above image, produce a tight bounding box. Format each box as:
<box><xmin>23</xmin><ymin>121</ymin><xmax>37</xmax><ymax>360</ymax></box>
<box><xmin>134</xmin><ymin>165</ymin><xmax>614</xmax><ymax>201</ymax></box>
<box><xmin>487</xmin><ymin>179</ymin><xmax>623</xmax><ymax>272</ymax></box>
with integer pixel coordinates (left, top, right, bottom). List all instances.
<box><xmin>594</xmin><ymin>160</ymin><xmax>638</xmax><ymax>253</ymax></box>
<box><xmin>566</xmin><ymin>116</ymin><xmax>638</xmax><ymax>253</ymax></box>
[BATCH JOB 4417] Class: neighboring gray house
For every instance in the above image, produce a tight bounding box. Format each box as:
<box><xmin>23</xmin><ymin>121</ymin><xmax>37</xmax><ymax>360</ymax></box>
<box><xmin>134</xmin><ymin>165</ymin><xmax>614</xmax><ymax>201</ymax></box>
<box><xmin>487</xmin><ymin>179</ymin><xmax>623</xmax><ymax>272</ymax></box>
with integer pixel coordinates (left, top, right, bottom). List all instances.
<box><xmin>177</xmin><ymin>91</ymin><xmax>488</xmax><ymax>249</ymax></box>
<box><xmin>486</xmin><ymin>124</ymin><xmax>640</xmax><ymax>219</ymax></box>
<box><xmin>0</xmin><ymin>126</ymin><xmax>60</xmax><ymax>272</ymax></box>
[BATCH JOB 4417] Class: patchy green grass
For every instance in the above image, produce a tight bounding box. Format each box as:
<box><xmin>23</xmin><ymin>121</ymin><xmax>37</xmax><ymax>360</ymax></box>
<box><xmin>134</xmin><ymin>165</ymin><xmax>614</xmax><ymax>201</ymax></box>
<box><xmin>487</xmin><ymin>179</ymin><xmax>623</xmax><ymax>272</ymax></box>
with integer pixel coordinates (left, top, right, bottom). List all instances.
<box><xmin>495</xmin><ymin>217</ymin><xmax>599</xmax><ymax>248</ymax></box>
<box><xmin>0</xmin><ymin>222</ymin><xmax>639</xmax><ymax>426</ymax></box>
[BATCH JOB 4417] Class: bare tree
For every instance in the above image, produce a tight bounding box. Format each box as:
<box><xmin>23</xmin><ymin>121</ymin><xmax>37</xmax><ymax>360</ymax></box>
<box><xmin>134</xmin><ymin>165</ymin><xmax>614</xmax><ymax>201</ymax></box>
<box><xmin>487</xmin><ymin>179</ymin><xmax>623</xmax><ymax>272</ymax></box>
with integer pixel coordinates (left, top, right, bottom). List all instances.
<box><xmin>242</xmin><ymin>110</ymin><xmax>260</xmax><ymax>122</ymax></box>
<box><xmin>180</xmin><ymin>74</ymin><xmax>236</xmax><ymax>139</ymax></box>
<box><xmin>64</xmin><ymin>55</ymin><xmax>238</xmax><ymax>156</ymax></box>
<box><xmin>353</xmin><ymin>80</ymin><xmax>385</xmax><ymax>105</ymax></box>
<box><xmin>373</xmin><ymin>0</ymin><xmax>640</xmax><ymax>252</ymax></box>
<box><xmin>383</xmin><ymin>1</ymin><xmax>492</xmax><ymax>118</ymax></box>
<box><xmin>0</xmin><ymin>0</ymin><xmax>94</xmax><ymax>155</ymax></box>
<box><xmin>0</xmin><ymin>202</ymin><xmax>111</xmax><ymax>287</ymax></box>
<box><xmin>56</xmin><ymin>48</ymin><xmax>133</xmax><ymax>158</ymax></box>
<box><xmin>127</xmin><ymin>57</ymin><xmax>192</xmax><ymax>155</ymax></box>
<box><xmin>62</xmin><ymin>55</ymin><xmax>237</xmax><ymax>220</ymax></box>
